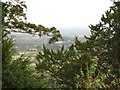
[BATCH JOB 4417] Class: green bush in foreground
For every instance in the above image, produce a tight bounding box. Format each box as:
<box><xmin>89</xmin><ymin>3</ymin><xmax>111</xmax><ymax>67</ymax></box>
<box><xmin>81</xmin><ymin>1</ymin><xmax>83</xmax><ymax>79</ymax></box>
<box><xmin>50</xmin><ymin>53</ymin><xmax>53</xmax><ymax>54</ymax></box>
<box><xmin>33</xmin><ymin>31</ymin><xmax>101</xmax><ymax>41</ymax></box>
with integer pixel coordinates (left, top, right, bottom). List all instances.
<box><xmin>1</xmin><ymin>0</ymin><xmax>120</xmax><ymax>89</ymax></box>
<box><xmin>2</xmin><ymin>31</ymin><xmax>49</xmax><ymax>88</ymax></box>
<box><xmin>36</xmin><ymin>1</ymin><xmax>120</xmax><ymax>89</ymax></box>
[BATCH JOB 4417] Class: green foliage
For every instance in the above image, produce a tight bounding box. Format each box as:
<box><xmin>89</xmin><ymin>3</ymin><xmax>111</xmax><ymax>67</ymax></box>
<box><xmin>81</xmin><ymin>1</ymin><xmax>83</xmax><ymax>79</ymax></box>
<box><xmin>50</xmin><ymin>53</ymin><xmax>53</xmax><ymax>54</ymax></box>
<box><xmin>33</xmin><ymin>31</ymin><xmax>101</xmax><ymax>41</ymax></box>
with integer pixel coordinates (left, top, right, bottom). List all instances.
<box><xmin>1</xmin><ymin>0</ymin><xmax>54</xmax><ymax>88</ymax></box>
<box><xmin>2</xmin><ymin>1</ymin><xmax>62</xmax><ymax>43</ymax></box>
<box><xmin>3</xmin><ymin>55</ymin><xmax>44</xmax><ymax>88</ymax></box>
<box><xmin>2</xmin><ymin>30</ymin><xmax>49</xmax><ymax>88</ymax></box>
<box><xmin>87</xmin><ymin>1</ymin><xmax>120</xmax><ymax>88</ymax></box>
<box><xmin>36</xmin><ymin>1</ymin><xmax>120</xmax><ymax>89</ymax></box>
<box><xmin>88</xmin><ymin>1</ymin><xmax>120</xmax><ymax>67</ymax></box>
<box><xmin>1</xmin><ymin>0</ymin><xmax>63</xmax><ymax>88</ymax></box>
<box><xmin>2</xmin><ymin>31</ymin><xmax>14</xmax><ymax>67</ymax></box>
<box><xmin>36</xmin><ymin>44</ymin><xmax>104</xmax><ymax>88</ymax></box>
<box><xmin>36</xmin><ymin>44</ymin><xmax>79</xmax><ymax>88</ymax></box>
<box><xmin>2</xmin><ymin>0</ymin><xmax>120</xmax><ymax>89</ymax></box>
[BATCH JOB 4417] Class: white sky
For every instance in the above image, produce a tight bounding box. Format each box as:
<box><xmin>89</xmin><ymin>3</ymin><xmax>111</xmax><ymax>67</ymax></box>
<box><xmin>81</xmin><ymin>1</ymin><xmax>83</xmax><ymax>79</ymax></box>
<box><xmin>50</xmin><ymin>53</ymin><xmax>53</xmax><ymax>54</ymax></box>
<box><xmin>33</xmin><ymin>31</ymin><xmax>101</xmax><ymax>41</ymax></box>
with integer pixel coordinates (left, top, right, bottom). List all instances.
<box><xmin>2</xmin><ymin>0</ymin><xmax>113</xmax><ymax>28</ymax></box>
<box><xmin>26</xmin><ymin>0</ymin><xmax>113</xmax><ymax>28</ymax></box>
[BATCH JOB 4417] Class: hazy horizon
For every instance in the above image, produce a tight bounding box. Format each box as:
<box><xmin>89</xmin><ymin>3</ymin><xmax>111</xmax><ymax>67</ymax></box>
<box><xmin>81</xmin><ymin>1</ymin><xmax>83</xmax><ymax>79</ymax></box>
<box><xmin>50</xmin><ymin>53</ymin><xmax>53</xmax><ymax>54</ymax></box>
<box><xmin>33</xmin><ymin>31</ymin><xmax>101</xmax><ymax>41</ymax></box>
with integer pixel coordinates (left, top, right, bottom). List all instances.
<box><xmin>58</xmin><ymin>27</ymin><xmax>90</xmax><ymax>37</ymax></box>
<box><xmin>11</xmin><ymin>27</ymin><xmax>90</xmax><ymax>37</ymax></box>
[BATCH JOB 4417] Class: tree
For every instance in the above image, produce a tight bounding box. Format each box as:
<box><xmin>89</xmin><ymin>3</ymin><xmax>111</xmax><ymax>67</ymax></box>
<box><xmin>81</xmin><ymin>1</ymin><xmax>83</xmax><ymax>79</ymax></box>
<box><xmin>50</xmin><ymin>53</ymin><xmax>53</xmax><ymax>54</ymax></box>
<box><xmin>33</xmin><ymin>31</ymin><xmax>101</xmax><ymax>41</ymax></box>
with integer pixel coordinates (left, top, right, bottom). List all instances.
<box><xmin>2</xmin><ymin>0</ymin><xmax>120</xmax><ymax>89</ymax></box>
<box><xmin>84</xmin><ymin>0</ymin><xmax>120</xmax><ymax>88</ymax></box>
<box><xmin>1</xmin><ymin>0</ymin><xmax>61</xmax><ymax>88</ymax></box>
<box><xmin>2</xmin><ymin>0</ymin><xmax>62</xmax><ymax>43</ymax></box>
<box><xmin>2</xmin><ymin>31</ymin><xmax>49</xmax><ymax>88</ymax></box>
<box><xmin>36</xmin><ymin>0</ymin><xmax>120</xmax><ymax>89</ymax></box>
<box><xmin>36</xmin><ymin>45</ymin><xmax>81</xmax><ymax>88</ymax></box>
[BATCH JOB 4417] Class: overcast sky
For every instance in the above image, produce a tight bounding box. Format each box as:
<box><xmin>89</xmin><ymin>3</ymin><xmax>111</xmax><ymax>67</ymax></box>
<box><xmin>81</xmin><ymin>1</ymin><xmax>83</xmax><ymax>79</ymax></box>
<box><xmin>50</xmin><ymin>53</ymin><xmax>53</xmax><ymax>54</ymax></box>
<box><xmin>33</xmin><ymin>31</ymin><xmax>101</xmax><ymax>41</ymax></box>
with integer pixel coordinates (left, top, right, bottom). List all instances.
<box><xmin>26</xmin><ymin>0</ymin><xmax>113</xmax><ymax>28</ymax></box>
<box><xmin>2</xmin><ymin>0</ymin><xmax>113</xmax><ymax>28</ymax></box>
